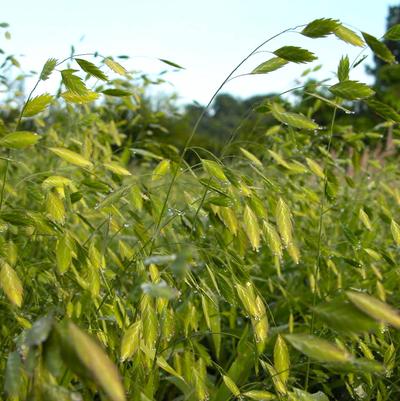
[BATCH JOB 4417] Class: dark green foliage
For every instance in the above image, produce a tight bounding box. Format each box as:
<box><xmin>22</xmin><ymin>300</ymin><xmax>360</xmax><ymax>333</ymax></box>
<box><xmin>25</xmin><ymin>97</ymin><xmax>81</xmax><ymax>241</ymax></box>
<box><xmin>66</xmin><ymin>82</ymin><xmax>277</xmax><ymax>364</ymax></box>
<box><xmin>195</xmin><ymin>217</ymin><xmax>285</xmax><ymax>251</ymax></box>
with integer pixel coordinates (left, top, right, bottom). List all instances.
<box><xmin>301</xmin><ymin>18</ymin><xmax>340</xmax><ymax>38</ymax></box>
<box><xmin>273</xmin><ymin>46</ymin><xmax>317</xmax><ymax>63</ymax></box>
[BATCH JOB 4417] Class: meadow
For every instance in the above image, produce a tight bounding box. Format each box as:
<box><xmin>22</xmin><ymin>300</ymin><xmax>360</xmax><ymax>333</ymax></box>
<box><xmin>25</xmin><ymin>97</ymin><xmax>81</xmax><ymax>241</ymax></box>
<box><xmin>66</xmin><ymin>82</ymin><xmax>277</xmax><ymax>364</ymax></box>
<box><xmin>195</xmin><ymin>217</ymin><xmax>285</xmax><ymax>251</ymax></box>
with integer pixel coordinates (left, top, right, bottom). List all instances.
<box><xmin>1</xmin><ymin>18</ymin><xmax>400</xmax><ymax>401</ymax></box>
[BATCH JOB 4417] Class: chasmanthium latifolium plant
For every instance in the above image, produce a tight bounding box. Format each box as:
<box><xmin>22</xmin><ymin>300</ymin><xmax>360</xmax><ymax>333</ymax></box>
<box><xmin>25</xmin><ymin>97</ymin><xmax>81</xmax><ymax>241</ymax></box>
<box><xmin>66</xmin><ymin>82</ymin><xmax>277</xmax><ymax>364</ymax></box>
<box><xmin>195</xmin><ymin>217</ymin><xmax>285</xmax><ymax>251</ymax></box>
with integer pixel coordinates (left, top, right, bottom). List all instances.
<box><xmin>1</xmin><ymin>17</ymin><xmax>400</xmax><ymax>401</ymax></box>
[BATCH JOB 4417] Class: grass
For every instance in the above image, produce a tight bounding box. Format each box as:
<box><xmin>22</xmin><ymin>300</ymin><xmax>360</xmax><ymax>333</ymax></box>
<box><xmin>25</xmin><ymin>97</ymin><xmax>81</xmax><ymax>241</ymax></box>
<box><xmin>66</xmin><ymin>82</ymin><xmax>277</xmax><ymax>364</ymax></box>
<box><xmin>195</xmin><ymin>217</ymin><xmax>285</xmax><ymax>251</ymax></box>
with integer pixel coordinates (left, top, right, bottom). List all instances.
<box><xmin>0</xmin><ymin>17</ymin><xmax>400</xmax><ymax>401</ymax></box>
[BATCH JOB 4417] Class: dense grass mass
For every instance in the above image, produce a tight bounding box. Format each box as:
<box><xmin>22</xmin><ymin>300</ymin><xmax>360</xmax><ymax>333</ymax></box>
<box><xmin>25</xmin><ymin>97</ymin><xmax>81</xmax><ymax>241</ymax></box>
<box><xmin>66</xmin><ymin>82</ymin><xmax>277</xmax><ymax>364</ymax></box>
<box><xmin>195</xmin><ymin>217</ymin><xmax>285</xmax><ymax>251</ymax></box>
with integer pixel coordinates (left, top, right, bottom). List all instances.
<box><xmin>1</xmin><ymin>17</ymin><xmax>400</xmax><ymax>401</ymax></box>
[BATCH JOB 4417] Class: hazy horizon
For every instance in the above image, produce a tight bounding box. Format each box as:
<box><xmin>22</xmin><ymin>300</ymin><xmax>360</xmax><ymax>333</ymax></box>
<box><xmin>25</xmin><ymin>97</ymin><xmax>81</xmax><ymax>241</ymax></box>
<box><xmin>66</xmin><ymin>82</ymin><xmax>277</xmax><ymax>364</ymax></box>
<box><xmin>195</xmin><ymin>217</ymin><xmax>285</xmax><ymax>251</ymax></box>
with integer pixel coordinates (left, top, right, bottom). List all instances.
<box><xmin>2</xmin><ymin>0</ymin><xmax>399</xmax><ymax>105</ymax></box>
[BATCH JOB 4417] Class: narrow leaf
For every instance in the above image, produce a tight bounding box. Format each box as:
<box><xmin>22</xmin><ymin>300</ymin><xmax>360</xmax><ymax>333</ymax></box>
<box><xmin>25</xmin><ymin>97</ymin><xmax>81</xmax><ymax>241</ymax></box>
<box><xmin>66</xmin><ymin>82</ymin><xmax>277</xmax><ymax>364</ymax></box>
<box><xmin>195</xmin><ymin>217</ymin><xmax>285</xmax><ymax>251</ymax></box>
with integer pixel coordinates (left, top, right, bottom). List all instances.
<box><xmin>75</xmin><ymin>58</ymin><xmax>108</xmax><ymax>81</ymax></box>
<box><xmin>251</xmin><ymin>57</ymin><xmax>288</xmax><ymax>74</ymax></box>
<box><xmin>337</xmin><ymin>55</ymin><xmax>350</xmax><ymax>82</ymax></box>
<box><xmin>61</xmin><ymin>69</ymin><xmax>89</xmax><ymax>95</ymax></box>
<box><xmin>334</xmin><ymin>25</ymin><xmax>364</xmax><ymax>47</ymax></box>
<box><xmin>243</xmin><ymin>205</ymin><xmax>261</xmax><ymax>250</ymax></box>
<box><xmin>61</xmin><ymin>90</ymin><xmax>99</xmax><ymax>104</ymax></box>
<box><xmin>367</xmin><ymin>99</ymin><xmax>400</xmax><ymax>122</ymax></box>
<box><xmin>274</xmin><ymin>335</ymin><xmax>290</xmax><ymax>385</ymax></box>
<box><xmin>222</xmin><ymin>375</ymin><xmax>241</xmax><ymax>397</ymax></box>
<box><xmin>120</xmin><ymin>321</ymin><xmax>141</xmax><ymax>361</ymax></box>
<box><xmin>270</xmin><ymin>103</ymin><xmax>319</xmax><ymax>130</ymax></box>
<box><xmin>159</xmin><ymin>58</ymin><xmax>185</xmax><ymax>69</ymax></box>
<box><xmin>273</xmin><ymin>46</ymin><xmax>317</xmax><ymax>63</ymax></box>
<box><xmin>102</xmin><ymin>89</ymin><xmax>132</xmax><ymax>97</ymax></box>
<box><xmin>329</xmin><ymin>80</ymin><xmax>375</xmax><ymax>100</ymax></box>
<box><xmin>104</xmin><ymin>58</ymin><xmax>127</xmax><ymax>76</ymax></box>
<box><xmin>40</xmin><ymin>58</ymin><xmax>57</xmax><ymax>81</ymax></box>
<box><xmin>104</xmin><ymin>162</ymin><xmax>131</xmax><ymax>176</ymax></box>
<box><xmin>240</xmin><ymin>148</ymin><xmax>263</xmax><ymax>167</ymax></box>
<box><xmin>0</xmin><ymin>261</ymin><xmax>23</xmax><ymax>307</ymax></box>
<box><xmin>384</xmin><ymin>24</ymin><xmax>400</xmax><ymax>40</ymax></box>
<box><xmin>66</xmin><ymin>322</ymin><xmax>126</xmax><ymax>401</ymax></box>
<box><xmin>285</xmin><ymin>334</ymin><xmax>352</xmax><ymax>363</ymax></box>
<box><xmin>49</xmin><ymin>147</ymin><xmax>93</xmax><ymax>168</ymax></box>
<box><xmin>347</xmin><ymin>291</ymin><xmax>400</xmax><ymax>328</ymax></box>
<box><xmin>202</xmin><ymin>159</ymin><xmax>228</xmax><ymax>181</ymax></box>
<box><xmin>56</xmin><ymin>236</ymin><xmax>72</xmax><ymax>274</ymax></box>
<box><xmin>23</xmin><ymin>93</ymin><xmax>53</xmax><ymax>117</ymax></box>
<box><xmin>391</xmin><ymin>219</ymin><xmax>400</xmax><ymax>245</ymax></box>
<box><xmin>243</xmin><ymin>390</ymin><xmax>275</xmax><ymax>400</ymax></box>
<box><xmin>362</xmin><ymin>32</ymin><xmax>396</xmax><ymax>64</ymax></box>
<box><xmin>301</xmin><ymin>18</ymin><xmax>340</xmax><ymax>38</ymax></box>
<box><xmin>0</xmin><ymin>131</ymin><xmax>40</xmax><ymax>148</ymax></box>
<box><xmin>275</xmin><ymin>198</ymin><xmax>293</xmax><ymax>246</ymax></box>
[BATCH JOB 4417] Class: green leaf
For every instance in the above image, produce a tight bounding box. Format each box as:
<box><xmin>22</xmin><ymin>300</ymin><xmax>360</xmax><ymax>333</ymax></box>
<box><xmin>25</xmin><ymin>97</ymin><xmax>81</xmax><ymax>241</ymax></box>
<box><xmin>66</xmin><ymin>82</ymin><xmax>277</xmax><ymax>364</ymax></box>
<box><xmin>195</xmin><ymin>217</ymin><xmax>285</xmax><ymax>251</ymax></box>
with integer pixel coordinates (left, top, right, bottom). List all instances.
<box><xmin>42</xmin><ymin>175</ymin><xmax>73</xmax><ymax>189</ymax></box>
<box><xmin>243</xmin><ymin>390</ymin><xmax>276</xmax><ymax>400</ymax></box>
<box><xmin>4</xmin><ymin>352</ymin><xmax>22</xmax><ymax>397</ymax></box>
<box><xmin>362</xmin><ymin>32</ymin><xmax>396</xmax><ymax>64</ymax></box>
<box><xmin>274</xmin><ymin>335</ymin><xmax>290</xmax><ymax>385</ymax></box>
<box><xmin>243</xmin><ymin>204</ymin><xmax>261</xmax><ymax>250</ymax></box>
<box><xmin>49</xmin><ymin>147</ymin><xmax>93</xmax><ymax>168</ymax></box>
<box><xmin>159</xmin><ymin>58</ymin><xmax>185</xmax><ymax>69</ymax></box>
<box><xmin>47</xmin><ymin>191</ymin><xmax>65</xmax><ymax>224</ymax></box>
<box><xmin>152</xmin><ymin>159</ymin><xmax>170</xmax><ymax>180</ymax></box>
<box><xmin>275</xmin><ymin>198</ymin><xmax>293</xmax><ymax>246</ymax></box>
<box><xmin>240</xmin><ymin>147</ymin><xmax>263</xmax><ymax>167</ymax></box>
<box><xmin>61</xmin><ymin>90</ymin><xmax>100</xmax><ymax>104</ymax></box>
<box><xmin>65</xmin><ymin>322</ymin><xmax>126</xmax><ymax>401</ymax></box>
<box><xmin>273</xmin><ymin>46</ymin><xmax>317</xmax><ymax>63</ymax></box>
<box><xmin>61</xmin><ymin>69</ymin><xmax>89</xmax><ymax>95</ymax></box>
<box><xmin>56</xmin><ymin>236</ymin><xmax>72</xmax><ymax>274</ymax></box>
<box><xmin>264</xmin><ymin>221</ymin><xmax>282</xmax><ymax>258</ymax></box>
<box><xmin>104</xmin><ymin>58</ymin><xmax>127</xmax><ymax>76</ymax></box>
<box><xmin>337</xmin><ymin>55</ymin><xmax>350</xmax><ymax>82</ymax></box>
<box><xmin>347</xmin><ymin>291</ymin><xmax>400</xmax><ymax>328</ymax></box>
<box><xmin>334</xmin><ymin>25</ymin><xmax>364</xmax><ymax>47</ymax></box>
<box><xmin>314</xmin><ymin>299</ymin><xmax>379</xmax><ymax>333</ymax></box>
<box><xmin>0</xmin><ymin>261</ymin><xmax>23</xmax><ymax>307</ymax></box>
<box><xmin>285</xmin><ymin>334</ymin><xmax>352</xmax><ymax>363</ymax></box>
<box><xmin>391</xmin><ymin>219</ymin><xmax>400</xmax><ymax>245</ymax></box>
<box><xmin>75</xmin><ymin>58</ymin><xmax>108</xmax><ymax>81</ymax></box>
<box><xmin>359</xmin><ymin>208</ymin><xmax>372</xmax><ymax>231</ymax></box>
<box><xmin>104</xmin><ymin>162</ymin><xmax>131</xmax><ymax>176</ymax></box>
<box><xmin>366</xmin><ymin>99</ymin><xmax>400</xmax><ymax>122</ymax></box>
<box><xmin>384</xmin><ymin>24</ymin><xmax>400</xmax><ymax>40</ymax></box>
<box><xmin>251</xmin><ymin>57</ymin><xmax>288</xmax><ymax>74</ymax></box>
<box><xmin>102</xmin><ymin>89</ymin><xmax>132</xmax><ymax>97</ymax></box>
<box><xmin>222</xmin><ymin>375</ymin><xmax>241</xmax><ymax>397</ymax></box>
<box><xmin>306</xmin><ymin>158</ymin><xmax>325</xmax><ymax>179</ymax></box>
<box><xmin>23</xmin><ymin>93</ymin><xmax>53</xmax><ymax>117</ymax></box>
<box><xmin>120</xmin><ymin>321</ymin><xmax>141</xmax><ymax>361</ymax></box>
<box><xmin>329</xmin><ymin>80</ymin><xmax>375</xmax><ymax>100</ymax></box>
<box><xmin>270</xmin><ymin>103</ymin><xmax>319</xmax><ymax>130</ymax></box>
<box><xmin>0</xmin><ymin>131</ymin><xmax>40</xmax><ymax>148</ymax></box>
<box><xmin>40</xmin><ymin>58</ymin><xmax>57</xmax><ymax>81</ymax></box>
<box><xmin>301</xmin><ymin>18</ymin><xmax>340</xmax><ymax>38</ymax></box>
<box><xmin>202</xmin><ymin>159</ymin><xmax>228</xmax><ymax>181</ymax></box>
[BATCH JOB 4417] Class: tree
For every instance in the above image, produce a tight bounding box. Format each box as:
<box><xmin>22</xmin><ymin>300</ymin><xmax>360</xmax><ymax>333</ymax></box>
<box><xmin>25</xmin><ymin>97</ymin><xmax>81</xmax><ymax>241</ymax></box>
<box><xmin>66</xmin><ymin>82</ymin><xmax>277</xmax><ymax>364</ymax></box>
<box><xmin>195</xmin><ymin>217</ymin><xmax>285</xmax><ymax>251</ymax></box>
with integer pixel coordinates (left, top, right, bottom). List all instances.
<box><xmin>369</xmin><ymin>4</ymin><xmax>400</xmax><ymax>107</ymax></box>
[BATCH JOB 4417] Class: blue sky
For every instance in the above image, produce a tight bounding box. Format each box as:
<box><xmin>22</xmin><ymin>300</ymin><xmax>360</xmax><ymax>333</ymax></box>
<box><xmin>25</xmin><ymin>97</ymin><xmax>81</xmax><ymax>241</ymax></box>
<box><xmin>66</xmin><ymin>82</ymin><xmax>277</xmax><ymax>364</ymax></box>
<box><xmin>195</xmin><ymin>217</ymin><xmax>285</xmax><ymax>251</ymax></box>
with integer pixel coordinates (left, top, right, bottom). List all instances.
<box><xmin>2</xmin><ymin>0</ymin><xmax>398</xmax><ymax>104</ymax></box>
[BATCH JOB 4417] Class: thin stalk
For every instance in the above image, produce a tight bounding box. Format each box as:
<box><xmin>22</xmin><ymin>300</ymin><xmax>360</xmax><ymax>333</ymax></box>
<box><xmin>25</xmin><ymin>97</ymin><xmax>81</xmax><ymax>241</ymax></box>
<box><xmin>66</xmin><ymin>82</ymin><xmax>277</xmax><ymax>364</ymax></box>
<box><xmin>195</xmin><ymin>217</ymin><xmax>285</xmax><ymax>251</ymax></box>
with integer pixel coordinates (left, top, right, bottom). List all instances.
<box><xmin>0</xmin><ymin>76</ymin><xmax>41</xmax><ymax>211</ymax></box>
<box><xmin>148</xmin><ymin>24</ymin><xmax>306</xmax><ymax>252</ymax></box>
<box><xmin>304</xmin><ymin>106</ymin><xmax>337</xmax><ymax>390</ymax></box>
